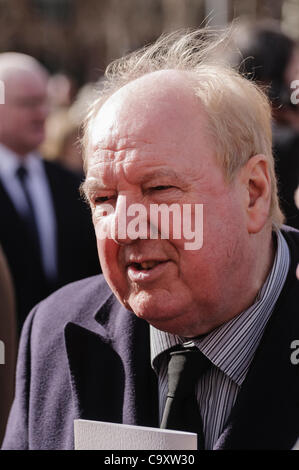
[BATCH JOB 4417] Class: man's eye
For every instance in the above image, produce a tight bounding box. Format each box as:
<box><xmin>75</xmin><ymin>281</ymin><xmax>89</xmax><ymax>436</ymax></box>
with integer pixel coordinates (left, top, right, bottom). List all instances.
<box><xmin>151</xmin><ymin>185</ymin><xmax>173</xmax><ymax>191</ymax></box>
<box><xmin>94</xmin><ymin>196</ymin><xmax>113</xmax><ymax>204</ymax></box>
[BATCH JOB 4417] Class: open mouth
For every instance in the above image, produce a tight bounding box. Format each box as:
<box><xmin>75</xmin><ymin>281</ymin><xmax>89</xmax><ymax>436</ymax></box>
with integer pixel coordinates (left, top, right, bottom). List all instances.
<box><xmin>129</xmin><ymin>260</ymin><xmax>164</xmax><ymax>271</ymax></box>
<box><xmin>126</xmin><ymin>259</ymin><xmax>172</xmax><ymax>282</ymax></box>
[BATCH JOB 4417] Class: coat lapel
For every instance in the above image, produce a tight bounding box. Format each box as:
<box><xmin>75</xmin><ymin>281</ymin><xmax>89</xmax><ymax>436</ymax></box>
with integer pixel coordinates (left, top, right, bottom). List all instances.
<box><xmin>65</xmin><ymin>321</ymin><xmax>125</xmax><ymax>424</ymax></box>
<box><xmin>64</xmin><ymin>294</ymin><xmax>159</xmax><ymax>428</ymax></box>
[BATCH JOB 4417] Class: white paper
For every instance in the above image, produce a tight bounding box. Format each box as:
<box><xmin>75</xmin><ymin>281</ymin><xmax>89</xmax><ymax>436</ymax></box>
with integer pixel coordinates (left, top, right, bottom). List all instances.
<box><xmin>74</xmin><ymin>419</ymin><xmax>197</xmax><ymax>450</ymax></box>
<box><xmin>292</xmin><ymin>438</ymin><xmax>299</xmax><ymax>450</ymax></box>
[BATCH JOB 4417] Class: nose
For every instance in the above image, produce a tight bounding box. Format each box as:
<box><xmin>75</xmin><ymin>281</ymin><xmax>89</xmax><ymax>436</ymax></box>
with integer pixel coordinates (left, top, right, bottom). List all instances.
<box><xmin>111</xmin><ymin>194</ymin><xmax>149</xmax><ymax>246</ymax></box>
<box><xmin>111</xmin><ymin>194</ymin><xmax>133</xmax><ymax>246</ymax></box>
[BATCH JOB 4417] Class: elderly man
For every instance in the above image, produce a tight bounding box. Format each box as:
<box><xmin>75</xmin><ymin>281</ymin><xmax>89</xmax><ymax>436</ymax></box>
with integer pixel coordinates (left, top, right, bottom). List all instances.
<box><xmin>0</xmin><ymin>53</ymin><xmax>100</xmax><ymax>329</ymax></box>
<box><xmin>2</xmin><ymin>30</ymin><xmax>299</xmax><ymax>450</ymax></box>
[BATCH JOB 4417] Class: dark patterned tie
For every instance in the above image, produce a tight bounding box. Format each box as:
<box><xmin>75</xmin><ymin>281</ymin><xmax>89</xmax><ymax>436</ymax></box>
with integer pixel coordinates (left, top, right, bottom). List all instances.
<box><xmin>160</xmin><ymin>346</ymin><xmax>211</xmax><ymax>449</ymax></box>
<box><xmin>16</xmin><ymin>165</ymin><xmax>41</xmax><ymax>256</ymax></box>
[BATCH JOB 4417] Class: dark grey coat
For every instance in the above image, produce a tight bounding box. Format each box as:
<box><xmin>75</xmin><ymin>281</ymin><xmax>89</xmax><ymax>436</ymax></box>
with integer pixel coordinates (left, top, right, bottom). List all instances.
<box><xmin>2</xmin><ymin>229</ymin><xmax>299</xmax><ymax>450</ymax></box>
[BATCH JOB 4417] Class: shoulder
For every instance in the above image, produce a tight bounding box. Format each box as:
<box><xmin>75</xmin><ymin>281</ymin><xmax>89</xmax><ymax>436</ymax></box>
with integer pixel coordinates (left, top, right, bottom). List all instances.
<box><xmin>24</xmin><ymin>274</ymin><xmax>113</xmax><ymax>340</ymax></box>
<box><xmin>281</xmin><ymin>225</ymin><xmax>299</xmax><ymax>254</ymax></box>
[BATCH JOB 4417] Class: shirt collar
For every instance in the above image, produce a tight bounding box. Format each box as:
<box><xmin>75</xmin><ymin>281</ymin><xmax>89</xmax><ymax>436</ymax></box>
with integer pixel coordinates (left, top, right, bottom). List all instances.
<box><xmin>150</xmin><ymin>229</ymin><xmax>290</xmax><ymax>386</ymax></box>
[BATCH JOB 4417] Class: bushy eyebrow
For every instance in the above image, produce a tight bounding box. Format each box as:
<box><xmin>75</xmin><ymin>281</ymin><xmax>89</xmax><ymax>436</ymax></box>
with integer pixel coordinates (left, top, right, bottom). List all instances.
<box><xmin>80</xmin><ymin>178</ymin><xmax>104</xmax><ymax>201</ymax></box>
<box><xmin>139</xmin><ymin>168</ymin><xmax>186</xmax><ymax>186</ymax></box>
<box><xmin>81</xmin><ymin>167</ymin><xmax>187</xmax><ymax>201</ymax></box>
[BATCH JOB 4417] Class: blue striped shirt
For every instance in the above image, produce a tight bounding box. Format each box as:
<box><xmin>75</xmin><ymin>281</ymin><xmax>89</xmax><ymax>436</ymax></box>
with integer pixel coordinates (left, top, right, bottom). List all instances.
<box><xmin>150</xmin><ymin>229</ymin><xmax>290</xmax><ymax>449</ymax></box>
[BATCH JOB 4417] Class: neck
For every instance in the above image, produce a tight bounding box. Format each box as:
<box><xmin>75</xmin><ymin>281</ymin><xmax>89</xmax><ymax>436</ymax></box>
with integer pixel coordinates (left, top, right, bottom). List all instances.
<box><xmin>0</xmin><ymin>140</ymin><xmax>32</xmax><ymax>158</ymax></box>
<box><xmin>233</xmin><ymin>225</ymin><xmax>275</xmax><ymax>317</ymax></box>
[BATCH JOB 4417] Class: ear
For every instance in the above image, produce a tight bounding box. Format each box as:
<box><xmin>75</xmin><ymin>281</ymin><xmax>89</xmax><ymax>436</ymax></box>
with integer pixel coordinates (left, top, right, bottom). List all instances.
<box><xmin>239</xmin><ymin>155</ymin><xmax>272</xmax><ymax>234</ymax></box>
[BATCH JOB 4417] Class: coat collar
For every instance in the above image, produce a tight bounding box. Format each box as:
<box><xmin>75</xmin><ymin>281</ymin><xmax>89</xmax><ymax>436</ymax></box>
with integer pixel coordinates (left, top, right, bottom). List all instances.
<box><xmin>64</xmin><ymin>290</ymin><xmax>159</xmax><ymax>429</ymax></box>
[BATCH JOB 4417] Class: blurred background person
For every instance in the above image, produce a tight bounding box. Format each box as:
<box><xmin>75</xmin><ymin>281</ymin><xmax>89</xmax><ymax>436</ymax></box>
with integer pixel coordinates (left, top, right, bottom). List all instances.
<box><xmin>0</xmin><ymin>245</ymin><xmax>16</xmax><ymax>446</ymax></box>
<box><xmin>0</xmin><ymin>52</ymin><xmax>100</xmax><ymax>332</ymax></box>
<box><xmin>225</xmin><ymin>20</ymin><xmax>299</xmax><ymax>229</ymax></box>
<box><xmin>40</xmin><ymin>107</ymin><xmax>83</xmax><ymax>176</ymax></box>
<box><xmin>41</xmin><ymin>82</ymin><xmax>99</xmax><ymax>176</ymax></box>
<box><xmin>47</xmin><ymin>72</ymin><xmax>78</xmax><ymax>112</ymax></box>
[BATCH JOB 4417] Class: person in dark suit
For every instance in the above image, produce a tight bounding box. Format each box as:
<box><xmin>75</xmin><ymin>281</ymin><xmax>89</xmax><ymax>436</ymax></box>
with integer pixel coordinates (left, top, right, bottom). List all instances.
<box><xmin>2</xmin><ymin>30</ymin><xmax>299</xmax><ymax>450</ymax></box>
<box><xmin>0</xmin><ymin>53</ymin><xmax>100</xmax><ymax>330</ymax></box>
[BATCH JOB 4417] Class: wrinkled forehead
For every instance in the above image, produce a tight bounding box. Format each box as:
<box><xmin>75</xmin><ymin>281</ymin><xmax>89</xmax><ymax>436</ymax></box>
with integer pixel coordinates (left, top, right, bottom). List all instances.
<box><xmin>87</xmin><ymin>70</ymin><xmax>212</xmax><ymax>159</ymax></box>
